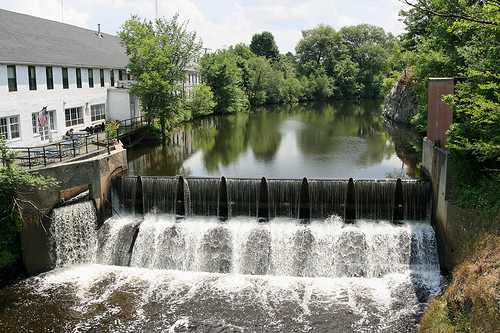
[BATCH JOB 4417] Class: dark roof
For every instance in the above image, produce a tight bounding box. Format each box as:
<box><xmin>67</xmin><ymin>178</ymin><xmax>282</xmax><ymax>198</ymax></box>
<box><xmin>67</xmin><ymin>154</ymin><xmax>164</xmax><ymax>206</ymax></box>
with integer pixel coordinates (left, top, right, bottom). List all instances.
<box><xmin>0</xmin><ymin>9</ymin><xmax>129</xmax><ymax>69</ymax></box>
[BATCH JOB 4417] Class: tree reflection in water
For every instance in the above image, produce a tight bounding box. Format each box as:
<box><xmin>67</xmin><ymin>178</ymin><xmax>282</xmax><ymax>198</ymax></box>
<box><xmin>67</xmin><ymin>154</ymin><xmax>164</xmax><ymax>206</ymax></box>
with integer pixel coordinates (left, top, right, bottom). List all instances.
<box><xmin>127</xmin><ymin>100</ymin><xmax>422</xmax><ymax>179</ymax></box>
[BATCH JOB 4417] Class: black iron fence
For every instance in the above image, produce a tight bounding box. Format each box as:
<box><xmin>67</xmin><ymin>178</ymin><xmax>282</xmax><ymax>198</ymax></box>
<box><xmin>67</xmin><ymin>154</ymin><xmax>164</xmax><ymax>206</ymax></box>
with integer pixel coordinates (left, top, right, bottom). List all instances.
<box><xmin>6</xmin><ymin>115</ymin><xmax>147</xmax><ymax>169</ymax></box>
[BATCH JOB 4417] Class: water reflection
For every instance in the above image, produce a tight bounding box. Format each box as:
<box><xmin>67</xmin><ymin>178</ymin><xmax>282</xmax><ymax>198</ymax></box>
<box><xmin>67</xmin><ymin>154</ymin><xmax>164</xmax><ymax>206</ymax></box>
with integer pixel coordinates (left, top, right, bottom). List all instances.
<box><xmin>127</xmin><ymin>100</ymin><xmax>421</xmax><ymax>179</ymax></box>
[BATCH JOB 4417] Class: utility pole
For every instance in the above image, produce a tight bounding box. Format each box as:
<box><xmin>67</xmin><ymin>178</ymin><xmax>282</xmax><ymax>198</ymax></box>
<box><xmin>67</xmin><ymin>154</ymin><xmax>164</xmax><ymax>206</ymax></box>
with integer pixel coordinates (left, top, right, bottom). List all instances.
<box><xmin>61</xmin><ymin>0</ymin><xmax>64</xmax><ymax>23</ymax></box>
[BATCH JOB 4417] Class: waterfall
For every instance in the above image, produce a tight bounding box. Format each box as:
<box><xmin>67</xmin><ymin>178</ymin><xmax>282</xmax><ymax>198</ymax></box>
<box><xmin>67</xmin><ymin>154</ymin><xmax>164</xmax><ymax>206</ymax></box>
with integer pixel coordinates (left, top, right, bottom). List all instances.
<box><xmin>111</xmin><ymin>176</ymin><xmax>432</xmax><ymax>222</ymax></box>
<box><xmin>267</xmin><ymin>179</ymin><xmax>302</xmax><ymax>218</ymax></box>
<box><xmin>354</xmin><ymin>180</ymin><xmax>397</xmax><ymax>220</ymax></box>
<box><xmin>308</xmin><ymin>180</ymin><xmax>347</xmax><ymax>219</ymax></box>
<box><xmin>50</xmin><ymin>200</ymin><xmax>98</xmax><ymax>268</ymax></box>
<box><xmin>142</xmin><ymin>177</ymin><xmax>177</xmax><ymax>214</ymax></box>
<box><xmin>15</xmin><ymin>177</ymin><xmax>443</xmax><ymax>332</ymax></box>
<box><xmin>99</xmin><ymin>215</ymin><xmax>440</xmax><ymax>279</ymax></box>
<box><xmin>226</xmin><ymin>178</ymin><xmax>260</xmax><ymax>217</ymax></box>
<box><xmin>111</xmin><ymin>176</ymin><xmax>138</xmax><ymax>215</ymax></box>
<box><xmin>185</xmin><ymin>178</ymin><xmax>220</xmax><ymax>216</ymax></box>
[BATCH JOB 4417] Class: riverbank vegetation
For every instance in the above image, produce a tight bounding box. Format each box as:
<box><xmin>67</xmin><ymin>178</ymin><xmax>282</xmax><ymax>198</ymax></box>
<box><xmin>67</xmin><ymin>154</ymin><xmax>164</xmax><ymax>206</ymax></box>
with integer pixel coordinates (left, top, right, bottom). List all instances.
<box><xmin>0</xmin><ymin>139</ymin><xmax>58</xmax><ymax>284</ymax></box>
<box><xmin>119</xmin><ymin>15</ymin><xmax>401</xmax><ymax>133</ymax></box>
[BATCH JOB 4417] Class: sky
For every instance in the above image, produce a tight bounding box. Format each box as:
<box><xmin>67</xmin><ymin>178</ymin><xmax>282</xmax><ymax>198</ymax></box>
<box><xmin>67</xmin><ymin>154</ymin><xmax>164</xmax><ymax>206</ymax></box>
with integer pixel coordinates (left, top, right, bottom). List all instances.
<box><xmin>0</xmin><ymin>0</ymin><xmax>410</xmax><ymax>54</ymax></box>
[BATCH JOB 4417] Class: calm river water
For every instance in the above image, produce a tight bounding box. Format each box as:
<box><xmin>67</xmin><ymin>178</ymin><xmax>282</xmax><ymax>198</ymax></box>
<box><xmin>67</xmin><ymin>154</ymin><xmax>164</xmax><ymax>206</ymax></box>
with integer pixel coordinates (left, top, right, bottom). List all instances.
<box><xmin>127</xmin><ymin>100</ymin><xmax>422</xmax><ymax>179</ymax></box>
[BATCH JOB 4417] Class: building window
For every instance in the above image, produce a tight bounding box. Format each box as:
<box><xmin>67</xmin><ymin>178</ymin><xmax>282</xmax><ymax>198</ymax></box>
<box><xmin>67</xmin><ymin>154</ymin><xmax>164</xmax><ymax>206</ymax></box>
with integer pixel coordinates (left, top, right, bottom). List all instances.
<box><xmin>76</xmin><ymin>68</ymin><xmax>82</xmax><ymax>88</ymax></box>
<box><xmin>32</xmin><ymin>110</ymin><xmax>55</xmax><ymax>140</ymax></box>
<box><xmin>110</xmin><ymin>70</ymin><xmax>115</xmax><ymax>87</ymax></box>
<box><xmin>28</xmin><ymin>66</ymin><xmax>37</xmax><ymax>90</ymax></box>
<box><xmin>7</xmin><ymin>65</ymin><xmax>17</xmax><ymax>92</ymax></box>
<box><xmin>100</xmin><ymin>69</ymin><xmax>104</xmax><ymax>87</ymax></box>
<box><xmin>91</xmin><ymin>104</ymin><xmax>106</xmax><ymax>122</ymax></box>
<box><xmin>65</xmin><ymin>107</ymin><xmax>83</xmax><ymax>127</ymax></box>
<box><xmin>119</xmin><ymin>70</ymin><xmax>123</xmax><ymax>81</ymax></box>
<box><xmin>0</xmin><ymin>116</ymin><xmax>20</xmax><ymax>140</ymax></box>
<box><xmin>46</xmin><ymin>67</ymin><xmax>54</xmax><ymax>89</ymax></box>
<box><xmin>88</xmin><ymin>69</ymin><xmax>94</xmax><ymax>88</ymax></box>
<box><xmin>62</xmin><ymin>68</ymin><xmax>69</xmax><ymax>89</ymax></box>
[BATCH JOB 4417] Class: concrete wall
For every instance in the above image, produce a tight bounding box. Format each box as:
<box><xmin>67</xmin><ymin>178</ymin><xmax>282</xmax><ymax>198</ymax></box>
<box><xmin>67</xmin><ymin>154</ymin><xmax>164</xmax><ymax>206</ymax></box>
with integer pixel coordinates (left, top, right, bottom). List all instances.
<box><xmin>18</xmin><ymin>145</ymin><xmax>127</xmax><ymax>276</ymax></box>
<box><xmin>108</xmin><ymin>88</ymin><xmax>140</xmax><ymax>121</ymax></box>
<box><xmin>423</xmin><ymin>134</ymin><xmax>479</xmax><ymax>272</ymax></box>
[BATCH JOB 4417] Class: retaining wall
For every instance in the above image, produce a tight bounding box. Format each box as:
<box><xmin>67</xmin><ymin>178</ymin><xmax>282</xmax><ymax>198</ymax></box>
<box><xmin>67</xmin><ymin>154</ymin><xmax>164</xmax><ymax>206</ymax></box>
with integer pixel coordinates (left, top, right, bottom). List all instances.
<box><xmin>18</xmin><ymin>144</ymin><xmax>127</xmax><ymax>276</ymax></box>
<box><xmin>423</xmin><ymin>76</ymin><xmax>481</xmax><ymax>272</ymax></box>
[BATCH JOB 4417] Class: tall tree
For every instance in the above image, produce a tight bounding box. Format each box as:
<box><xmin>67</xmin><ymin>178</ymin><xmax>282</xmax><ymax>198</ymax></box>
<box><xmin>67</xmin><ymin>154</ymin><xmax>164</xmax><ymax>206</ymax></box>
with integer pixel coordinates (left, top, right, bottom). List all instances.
<box><xmin>249</xmin><ymin>31</ymin><xmax>280</xmax><ymax>61</ymax></box>
<box><xmin>119</xmin><ymin>14</ymin><xmax>202</xmax><ymax>136</ymax></box>
<box><xmin>340</xmin><ymin>24</ymin><xmax>394</xmax><ymax>98</ymax></box>
<box><xmin>401</xmin><ymin>0</ymin><xmax>500</xmax><ymax>218</ymax></box>
<box><xmin>295</xmin><ymin>24</ymin><xmax>344</xmax><ymax>76</ymax></box>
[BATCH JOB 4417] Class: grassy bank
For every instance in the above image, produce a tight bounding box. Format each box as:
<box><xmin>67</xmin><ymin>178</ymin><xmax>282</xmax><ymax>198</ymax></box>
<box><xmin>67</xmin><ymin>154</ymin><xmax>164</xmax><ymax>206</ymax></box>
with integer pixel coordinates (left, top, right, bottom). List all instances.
<box><xmin>419</xmin><ymin>232</ymin><xmax>500</xmax><ymax>332</ymax></box>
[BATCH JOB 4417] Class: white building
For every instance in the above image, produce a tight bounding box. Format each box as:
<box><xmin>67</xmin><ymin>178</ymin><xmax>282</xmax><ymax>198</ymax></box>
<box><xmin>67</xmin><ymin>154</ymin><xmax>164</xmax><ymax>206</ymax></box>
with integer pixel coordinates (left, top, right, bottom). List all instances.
<box><xmin>0</xmin><ymin>9</ymin><xmax>140</xmax><ymax>147</ymax></box>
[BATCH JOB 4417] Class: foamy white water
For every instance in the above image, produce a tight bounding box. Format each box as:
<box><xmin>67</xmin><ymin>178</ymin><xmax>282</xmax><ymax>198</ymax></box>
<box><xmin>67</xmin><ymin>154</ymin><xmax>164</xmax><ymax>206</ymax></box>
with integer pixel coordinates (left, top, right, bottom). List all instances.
<box><xmin>0</xmin><ymin>264</ymin><xmax>443</xmax><ymax>332</ymax></box>
<box><xmin>0</xmin><ymin>201</ymin><xmax>445</xmax><ymax>332</ymax></box>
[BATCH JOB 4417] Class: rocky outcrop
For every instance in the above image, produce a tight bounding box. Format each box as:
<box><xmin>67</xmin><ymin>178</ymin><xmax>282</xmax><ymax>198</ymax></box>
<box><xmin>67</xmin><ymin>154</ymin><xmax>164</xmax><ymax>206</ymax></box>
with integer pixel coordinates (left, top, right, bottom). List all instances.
<box><xmin>382</xmin><ymin>70</ymin><xmax>418</xmax><ymax>124</ymax></box>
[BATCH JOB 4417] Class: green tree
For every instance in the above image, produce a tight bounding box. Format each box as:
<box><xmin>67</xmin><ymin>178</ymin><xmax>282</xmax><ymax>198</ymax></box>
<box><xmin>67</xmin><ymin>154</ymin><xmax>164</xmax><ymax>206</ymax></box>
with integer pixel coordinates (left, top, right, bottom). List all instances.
<box><xmin>187</xmin><ymin>84</ymin><xmax>216</xmax><ymax>118</ymax></box>
<box><xmin>332</xmin><ymin>58</ymin><xmax>360</xmax><ymax>99</ymax></box>
<box><xmin>250</xmin><ymin>31</ymin><xmax>280</xmax><ymax>61</ymax></box>
<box><xmin>0</xmin><ymin>140</ymin><xmax>58</xmax><ymax>271</ymax></box>
<box><xmin>340</xmin><ymin>24</ymin><xmax>394</xmax><ymax>98</ymax></box>
<box><xmin>401</xmin><ymin>0</ymin><xmax>500</xmax><ymax>218</ymax></box>
<box><xmin>246</xmin><ymin>56</ymin><xmax>273</xmax><ymax>105</ymax></box>
<box><xmin>119</xmin><ymin>13</ymin><xmax>202</xmax><ymax>136</ymax></box>
<box><xmin>199</xmin><ymin>49</ymin><xmax>249</xmax><ymax>113</ymax></box>
<box><xmin>295</xmin><ymin>24</ymin><xmax>344</xmax><ymax>76</ymax></box>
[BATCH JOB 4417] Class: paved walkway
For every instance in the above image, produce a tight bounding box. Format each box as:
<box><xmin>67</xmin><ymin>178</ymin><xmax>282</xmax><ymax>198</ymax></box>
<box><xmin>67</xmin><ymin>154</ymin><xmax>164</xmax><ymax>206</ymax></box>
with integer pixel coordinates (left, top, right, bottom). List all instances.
<box><xmin>13</xmin><ymin>137</ymin><xmax>120</xmax><ymax>170</ymax></box>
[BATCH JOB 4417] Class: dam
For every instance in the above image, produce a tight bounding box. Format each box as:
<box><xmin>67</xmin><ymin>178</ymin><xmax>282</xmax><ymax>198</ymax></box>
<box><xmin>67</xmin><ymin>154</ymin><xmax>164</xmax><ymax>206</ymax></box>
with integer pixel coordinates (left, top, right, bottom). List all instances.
<box><xmin>0</xmin><ymin>176</ymin><xmax>445</xmax><ymax>332</ymax></box>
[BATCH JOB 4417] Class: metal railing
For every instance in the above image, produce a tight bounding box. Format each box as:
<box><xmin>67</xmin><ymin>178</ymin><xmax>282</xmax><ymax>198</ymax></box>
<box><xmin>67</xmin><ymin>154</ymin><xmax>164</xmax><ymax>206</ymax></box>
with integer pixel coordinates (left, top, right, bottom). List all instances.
<box><xmin>6</xmin><ymin>115</ymin><xmax>148</xmax><ymax>169</ymax></box>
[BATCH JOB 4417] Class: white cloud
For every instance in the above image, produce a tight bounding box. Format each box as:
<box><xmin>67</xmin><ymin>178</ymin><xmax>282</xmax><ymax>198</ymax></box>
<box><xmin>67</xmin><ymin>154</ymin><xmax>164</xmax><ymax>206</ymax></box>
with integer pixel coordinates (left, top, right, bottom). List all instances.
<box><xmin>337</xmin><ymin>15</ymin><xmax>357</xmax><ymax>28</ymax></box>
<box><xmin>0</xmin><ymin>0</ymin><xmax>410</xmax><ymax>54</ymax></box>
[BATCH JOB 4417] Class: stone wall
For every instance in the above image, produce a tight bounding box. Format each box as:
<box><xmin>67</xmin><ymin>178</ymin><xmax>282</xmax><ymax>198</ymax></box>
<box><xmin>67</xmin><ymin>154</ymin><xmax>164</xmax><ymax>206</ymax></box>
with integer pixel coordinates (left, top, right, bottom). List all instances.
<box><xmin>18</xmin><ymin>145</ymin><xmax>127</xmax><ymax>276</ymax></box>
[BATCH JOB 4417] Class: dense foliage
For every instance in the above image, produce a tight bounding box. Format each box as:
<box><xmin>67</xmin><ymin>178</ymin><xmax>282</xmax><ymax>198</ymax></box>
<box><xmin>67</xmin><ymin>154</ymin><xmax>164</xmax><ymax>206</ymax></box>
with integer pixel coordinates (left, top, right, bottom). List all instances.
<box><xmin>198</xmin><ymin>25</ymin><xmax>396</xmax><ymax>113</ymax></box>
<box><xmin>398</xmin><ymin>1</ymin><xmax>500</xmax><ymax>331</ymax></box>
<box><xmin>0</xmin><ymin>140</ymin><xmax>58</xmax><ymax>271</ymax></box>
<box><xmin>398</xmin><ymin>0</ymin><xmax>500</xmax><ymax>219</ymax></box>
<box><xmin>119</xmin><ymin>14</ymin><xmax>203</xmax><ymax>136</ymax></box>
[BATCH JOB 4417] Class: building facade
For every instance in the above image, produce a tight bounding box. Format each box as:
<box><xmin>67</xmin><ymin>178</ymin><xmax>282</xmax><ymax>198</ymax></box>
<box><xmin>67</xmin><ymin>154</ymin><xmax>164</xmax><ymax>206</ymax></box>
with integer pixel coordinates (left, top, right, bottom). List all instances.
<box><xmin>0</xmin><ymin>9</ymin><xmax>140</xmax><ymax>147</ymax></box>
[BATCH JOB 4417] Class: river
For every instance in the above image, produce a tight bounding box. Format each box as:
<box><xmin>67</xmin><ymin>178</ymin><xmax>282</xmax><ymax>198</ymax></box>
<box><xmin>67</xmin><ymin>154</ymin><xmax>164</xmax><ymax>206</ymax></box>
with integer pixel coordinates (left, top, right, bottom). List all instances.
<box><xmin>126</xmin><ymin>100</ymin><xmax>422</xmax><ymax>179</ymax></box>
<box><xmin>0</xmin><ymin>100</ymin><xmax>438</xmax><ymax>333</ymax></box>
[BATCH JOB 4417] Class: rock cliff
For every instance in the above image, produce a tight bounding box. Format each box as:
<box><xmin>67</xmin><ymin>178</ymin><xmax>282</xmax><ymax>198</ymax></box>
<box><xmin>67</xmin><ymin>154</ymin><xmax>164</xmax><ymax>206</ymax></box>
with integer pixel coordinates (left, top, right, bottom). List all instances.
<box><xmin>382</xmin><ymin>70</ymin><xmax>417</xmax><ymax>124</ymax></box>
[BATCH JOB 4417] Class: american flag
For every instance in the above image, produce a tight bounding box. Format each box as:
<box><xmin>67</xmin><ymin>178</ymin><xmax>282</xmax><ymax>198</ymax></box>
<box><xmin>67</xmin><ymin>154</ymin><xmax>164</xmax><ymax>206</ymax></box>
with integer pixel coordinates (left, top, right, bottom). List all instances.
<box><xmin>38</xmin><ymin>107</ymin><xmax>47</xmax><ymax>128</ymax></box>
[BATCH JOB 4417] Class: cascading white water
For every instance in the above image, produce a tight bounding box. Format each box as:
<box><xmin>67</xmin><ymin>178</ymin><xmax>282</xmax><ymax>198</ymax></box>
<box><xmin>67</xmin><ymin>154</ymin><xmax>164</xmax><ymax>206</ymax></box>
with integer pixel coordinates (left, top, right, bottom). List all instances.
<box><xmin>50</xmin><ymin>200</ymin><xmax>98</xmax><ymax>268</ymax></box>
<box><xmin>142</xmin><ymin>177</ymin><xmax>178</xmax><ymax>214</ymax></box>
<box><xmin>226</xmin><ymin>178</ymin><xmax>260</xmax><ymax>217</ymax></box>
<box><xmin>267</xmin><ymin>179</ymin><xmax>302</xmax><ymax>218</ymax></box>
<box><xmin>15</xmin><ymin>211</ymin><xmax>444</xmax><ymax>332</ymax></box>
<box><xmin>104</xmin><ymin>215</ymin><xmax>439</xmax><ymax>279</ymax></box>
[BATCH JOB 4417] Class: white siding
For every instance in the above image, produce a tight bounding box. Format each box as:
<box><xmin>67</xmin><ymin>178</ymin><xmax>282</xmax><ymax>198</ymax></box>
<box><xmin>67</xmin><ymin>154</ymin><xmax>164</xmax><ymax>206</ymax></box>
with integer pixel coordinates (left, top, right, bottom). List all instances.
<box><xmin>0</xmin><ymin>64</ymin><xmax>129</xmax><ymax>147</ymax></box>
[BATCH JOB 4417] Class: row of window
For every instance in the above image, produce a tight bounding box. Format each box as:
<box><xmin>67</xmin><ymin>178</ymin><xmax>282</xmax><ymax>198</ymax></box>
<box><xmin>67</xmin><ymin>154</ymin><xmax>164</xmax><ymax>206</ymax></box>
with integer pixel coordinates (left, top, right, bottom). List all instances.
<box><xmin>0</xmin><ymin>104</ymin><xmax>106</xmax><ymax>140</ymax></box>
<box><xmin>7</xmin><ymin>65</ymin><xmax>129</xmax><ymax>92</ymax></box>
